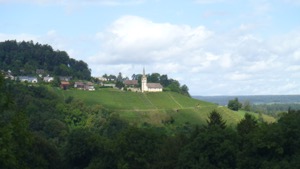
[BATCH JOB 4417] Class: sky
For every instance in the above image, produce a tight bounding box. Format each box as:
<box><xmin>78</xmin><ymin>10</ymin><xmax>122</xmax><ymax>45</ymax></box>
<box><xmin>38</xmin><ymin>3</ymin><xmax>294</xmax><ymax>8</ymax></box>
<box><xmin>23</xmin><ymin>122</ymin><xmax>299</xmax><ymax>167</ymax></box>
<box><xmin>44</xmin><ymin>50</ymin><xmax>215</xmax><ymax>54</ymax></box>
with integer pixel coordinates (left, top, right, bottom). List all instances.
<box><xmin>1</xmin><ymin>0</ymin><xmax>300</xmax><ymax>95</ymax></box>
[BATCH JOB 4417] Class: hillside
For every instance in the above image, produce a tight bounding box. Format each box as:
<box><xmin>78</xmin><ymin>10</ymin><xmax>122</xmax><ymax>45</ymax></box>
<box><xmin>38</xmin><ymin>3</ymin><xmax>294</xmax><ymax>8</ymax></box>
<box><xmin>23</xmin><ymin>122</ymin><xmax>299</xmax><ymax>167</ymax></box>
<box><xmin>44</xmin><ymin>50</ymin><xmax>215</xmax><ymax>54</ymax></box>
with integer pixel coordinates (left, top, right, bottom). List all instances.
<box><xmin>56</xmin><ymin>88</ymin><xmax>275</xmax><ymax>126</ymax></box>
<box><xmin>0</xmin><ymin>40</ymin><xmax>91</xmax><ymax>79</ymax></box>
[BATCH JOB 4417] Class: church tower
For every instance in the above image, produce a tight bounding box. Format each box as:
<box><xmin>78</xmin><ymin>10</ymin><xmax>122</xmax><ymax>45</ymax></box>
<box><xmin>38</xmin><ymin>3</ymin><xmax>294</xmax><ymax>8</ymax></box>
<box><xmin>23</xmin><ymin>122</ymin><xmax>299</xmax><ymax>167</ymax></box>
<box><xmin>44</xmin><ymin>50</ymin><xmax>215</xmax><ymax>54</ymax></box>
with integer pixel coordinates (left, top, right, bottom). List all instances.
<box><xmin>141</xmin><ymin>67</ymin><xmax>148</xmax><ymax>92</ymax></box>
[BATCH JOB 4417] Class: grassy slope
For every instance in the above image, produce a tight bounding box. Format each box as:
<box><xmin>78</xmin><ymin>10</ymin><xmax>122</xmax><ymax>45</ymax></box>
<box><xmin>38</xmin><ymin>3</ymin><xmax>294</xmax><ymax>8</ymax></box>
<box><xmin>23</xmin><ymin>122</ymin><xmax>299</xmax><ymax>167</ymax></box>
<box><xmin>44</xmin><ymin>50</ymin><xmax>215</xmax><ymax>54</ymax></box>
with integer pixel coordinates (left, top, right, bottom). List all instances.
<box><xmin>56</xmin><ymin>88</ymin><xmax>275</xmax><ymax>126</ymax></box>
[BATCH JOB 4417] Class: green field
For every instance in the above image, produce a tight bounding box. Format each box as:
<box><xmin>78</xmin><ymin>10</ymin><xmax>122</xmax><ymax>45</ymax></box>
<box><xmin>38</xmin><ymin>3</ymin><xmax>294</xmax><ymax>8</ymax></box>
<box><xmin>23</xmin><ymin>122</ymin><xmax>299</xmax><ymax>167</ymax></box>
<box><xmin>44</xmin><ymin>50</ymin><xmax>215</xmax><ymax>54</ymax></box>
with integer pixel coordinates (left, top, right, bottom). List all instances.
<box><xmin>55</xmin><ymin>88</ymin><xmax>275</xmax><ymax>126</ymax></box>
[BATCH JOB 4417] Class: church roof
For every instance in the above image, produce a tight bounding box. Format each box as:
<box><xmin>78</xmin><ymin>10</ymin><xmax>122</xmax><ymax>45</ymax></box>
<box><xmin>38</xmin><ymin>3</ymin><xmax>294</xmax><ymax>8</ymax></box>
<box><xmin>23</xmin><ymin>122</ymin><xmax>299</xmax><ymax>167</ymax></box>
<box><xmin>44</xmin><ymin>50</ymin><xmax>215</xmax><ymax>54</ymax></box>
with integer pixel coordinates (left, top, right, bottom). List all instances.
<box><xmin>147</xmin><ymin>83</ymin><xmax>163</xmax><ymax>89</ymax></box>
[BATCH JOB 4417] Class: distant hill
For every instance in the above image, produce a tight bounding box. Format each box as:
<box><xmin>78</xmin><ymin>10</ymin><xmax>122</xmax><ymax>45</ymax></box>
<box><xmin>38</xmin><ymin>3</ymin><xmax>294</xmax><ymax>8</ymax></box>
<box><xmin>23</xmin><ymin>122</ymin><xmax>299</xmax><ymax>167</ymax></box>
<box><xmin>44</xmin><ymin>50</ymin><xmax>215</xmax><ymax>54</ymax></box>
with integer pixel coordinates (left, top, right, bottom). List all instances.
<box><xmin>0</xmin><ymin>40</ymin><xmax>91</xmax><ymax>80</ymax></box>
<box><xmin>55</xmin><ymin>88</ymin><xmax>275</xmax><ymax>127</ymax></box>
<box><xmin>194</xmin><ymin>95</ymin><xmax>300</xmax><ymax>105</ymax></box>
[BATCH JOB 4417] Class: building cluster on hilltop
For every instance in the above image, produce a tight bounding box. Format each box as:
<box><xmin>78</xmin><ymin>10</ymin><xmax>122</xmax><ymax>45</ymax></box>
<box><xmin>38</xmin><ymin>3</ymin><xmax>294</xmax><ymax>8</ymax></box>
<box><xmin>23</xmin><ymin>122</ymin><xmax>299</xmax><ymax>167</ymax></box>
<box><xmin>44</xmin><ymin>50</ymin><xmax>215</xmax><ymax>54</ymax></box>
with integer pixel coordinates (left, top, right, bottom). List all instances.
<box><xmin>108</xmin><ymin>68</ymin><xmax>163</xmax><ymax>92</ymax></box>
<box><xmin>1</xmin><ymin>69</ymin><xmax>95</xmax><ymax>91</ymax></box>
<box><xmin>1</xmin><ymin>68</ymin><xmax>164</xmax><ymax>93</ymax></box>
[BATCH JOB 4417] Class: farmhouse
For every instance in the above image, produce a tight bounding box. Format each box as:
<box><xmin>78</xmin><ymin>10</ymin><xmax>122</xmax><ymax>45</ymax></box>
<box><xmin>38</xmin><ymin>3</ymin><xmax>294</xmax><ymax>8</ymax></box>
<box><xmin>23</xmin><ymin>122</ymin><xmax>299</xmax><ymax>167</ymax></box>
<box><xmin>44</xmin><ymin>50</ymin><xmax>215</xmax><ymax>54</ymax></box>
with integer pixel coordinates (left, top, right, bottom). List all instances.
<box><xmin>123</xmin><ymin>80</ymin><xmax>140</xmax><ymax>92</ymax></box>
<box><xmin>60</xmin><ymin>81</ymin><xmax>70</xmax><ymax>90</ymax></box>
<box><xmin>85</xmin><ymin>82</ymin><xmax>95</xmax><ymax>91</ymax></box>
<box><xmin>74</xmin><ymin>81</ymin><xmax>85</xmax><ymax>89</ymax></box>
<box><xmin>141</xmin><ymin>68</ymin><xmax>163</xmax><ymax>92</ymax></box>
<box><xmin>124</xmin><ymin>80</ymin><xmax>138</xmax><ymax>87</ymax></box>
<box><xmin>59</xmin><ymin>76</ymin><xmax>72</xmax><ymax>81</ymax></box>
<box><xmin>74</xmin><ymin>81</ymin><xmax>95</xmax><ymax>91</ymax></box>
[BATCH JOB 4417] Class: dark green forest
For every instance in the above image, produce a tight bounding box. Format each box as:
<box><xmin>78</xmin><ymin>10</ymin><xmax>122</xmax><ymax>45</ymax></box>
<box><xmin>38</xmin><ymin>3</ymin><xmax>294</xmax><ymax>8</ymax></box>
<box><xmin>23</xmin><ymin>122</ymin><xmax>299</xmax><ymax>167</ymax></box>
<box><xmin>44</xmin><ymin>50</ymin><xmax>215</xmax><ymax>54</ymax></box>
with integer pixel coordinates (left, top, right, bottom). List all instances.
<box><xmin>0</xmin><ymin>40</ymin><xmax>91</xmax><ymax>80</ymax></box>
<box><xmin>1</xmin><ymin>74</ymin><xmax>300</xmax><ymax>169</ymax></box>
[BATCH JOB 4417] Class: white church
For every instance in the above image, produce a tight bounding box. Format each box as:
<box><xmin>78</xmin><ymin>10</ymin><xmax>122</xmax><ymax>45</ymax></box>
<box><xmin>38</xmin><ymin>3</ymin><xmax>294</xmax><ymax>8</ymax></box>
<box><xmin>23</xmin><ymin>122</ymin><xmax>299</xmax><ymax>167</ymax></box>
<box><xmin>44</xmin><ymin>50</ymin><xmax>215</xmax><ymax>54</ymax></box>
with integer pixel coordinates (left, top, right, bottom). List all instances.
<box><xmin>141</xmin><ymin>68</ymin><xmax>163</xmax><ymax>92</ymax></box>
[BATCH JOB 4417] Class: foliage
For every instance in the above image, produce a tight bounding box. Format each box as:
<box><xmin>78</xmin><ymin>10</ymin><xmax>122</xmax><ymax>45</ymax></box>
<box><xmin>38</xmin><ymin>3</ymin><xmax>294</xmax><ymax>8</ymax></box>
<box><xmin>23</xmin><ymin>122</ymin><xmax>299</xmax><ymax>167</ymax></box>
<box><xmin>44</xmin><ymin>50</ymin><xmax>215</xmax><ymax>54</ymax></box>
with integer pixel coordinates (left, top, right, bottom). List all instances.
<box><xmin>206</xmin><ymin>109</ymin><xmax>227</xmax><ymax>129</ymax></box>
<box><xmin>115</xmin><ymin>127</ymin><xmax>164</xmax><ymax>169</ymax></box>
<box><xmin>237</xmin><ymin>113</ymin><xmax>257</xmax><ymax>136</ymax></box>
<box><xmin>2</xmin><ymin>74</ymin><xmax>300</xmax><ymax>169</ymax></box>
<box><xmin>251</xmin><ymin>103</ymin><xmax>300</xmax><ymax>118</ymax></box>
<box><xmin>228</xmin><ymin>97</ymin><xmax>242</xmax><ymax>111</ymax></box>
<box><xmin>242</xmin><ymin>100</ymin><xmax>251</xmax><ymax>111</ymax></box>
<box><xmin>115</xmin><ymin>80</ymin><xmax>125</xmax><ymax>89</ymax></box>
<box><xmin>0</xmin><ymin>40</ymin><xmax>91</xmax><ymax>80</ymax></box>
<box><xmin>178</xmin><ymin>127</ymin><xmax>238</xmax><ymax>169</ymax></box>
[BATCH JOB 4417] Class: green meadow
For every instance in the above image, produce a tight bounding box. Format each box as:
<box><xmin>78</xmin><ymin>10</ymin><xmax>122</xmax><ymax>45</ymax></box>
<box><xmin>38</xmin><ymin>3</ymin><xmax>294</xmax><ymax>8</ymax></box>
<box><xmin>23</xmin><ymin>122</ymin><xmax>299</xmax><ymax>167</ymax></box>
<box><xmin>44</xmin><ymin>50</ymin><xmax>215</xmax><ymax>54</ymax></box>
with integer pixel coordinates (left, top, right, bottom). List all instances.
<box><xmin>55</xmin><ymin>88</ymin><xmax>276</xmax><ymax>126</ymax></box>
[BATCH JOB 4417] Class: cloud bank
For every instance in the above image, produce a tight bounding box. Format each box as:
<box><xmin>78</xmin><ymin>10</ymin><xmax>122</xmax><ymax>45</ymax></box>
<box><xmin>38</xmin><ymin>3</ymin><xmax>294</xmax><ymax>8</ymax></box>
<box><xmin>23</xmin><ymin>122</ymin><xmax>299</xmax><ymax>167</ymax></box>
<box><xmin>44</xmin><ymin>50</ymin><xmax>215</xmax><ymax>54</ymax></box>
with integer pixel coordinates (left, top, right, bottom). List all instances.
<box><xmin>87</xmin><ymin>15</ymin><xmax>300</xmax><ymax>95</ymax></box>
<box><xmin>2</xmin><ymin>14</ymin><xmax>300</xmax><ymax>95</ymax></box>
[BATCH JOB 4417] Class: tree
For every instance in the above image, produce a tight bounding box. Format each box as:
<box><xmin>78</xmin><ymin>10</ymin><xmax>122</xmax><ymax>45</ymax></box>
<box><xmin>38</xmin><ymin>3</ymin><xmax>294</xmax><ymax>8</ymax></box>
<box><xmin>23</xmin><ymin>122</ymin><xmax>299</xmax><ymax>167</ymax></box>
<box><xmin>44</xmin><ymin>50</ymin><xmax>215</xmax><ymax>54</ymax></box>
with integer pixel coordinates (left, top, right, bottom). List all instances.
<box><xmin>131</xmin><ymin>74</ymin><xmax>136</xmax><ymax>80</ymax></box>
<box><xmin>115</xmin><ymin>127</ymin><xmax>164</xmax><ymax>169</ymax></box>
<box><xmin>178</xmin><ymin>121</ymin><xmax>237</xmax><ymax>169</ymax></box>
<box><xmin>160</xmin><ymin>74</ymin><xmax>169</xmax><ymax>87</ymax></box>
<box><xmin>181</xmin><ymin>84</ymin><xmax>190</xmax><ymax>97</ymax></box>
<box><xmin>207</xmin><ymin>110</ymin><xmax>227</xmax><ymax>129</ymax></box>
<box><xmin>117</xmin><ymin>72</ymin><xmax>123</xmax><ymax>82</ymax></box>
<box><xmin>108</xmin><ymin>74</ymin><xmax>116</xmax><ymax>81</ymax></box>
<box><xmin>168</xmin><ymin>80</ymin><xmax>181</xmax><ymax>93</ymax></box>
<box><xmin>237</xmin><ymin>113</ymin><xmax>257</xmax><ymax>136</ymax></box>
<box><xmin>148</xmin><ymin>73</ymin><xmax>160</xmax><ymax>83</ymax></box>
<box><xmin>115</xmin><ymin>81</ymin><xmax>124</xmax><ymax>89</ymax></box>
<box><xmin>242</xmin><ymin>100</ymin><xmax>251</xmax><ymax>111</ymax></box>
<box><xmin>65</xmin><ymin>128</ymin><xmax>114</xmax><ymax>169</ymax></box>
<box><xmin>228</xmin><ymin>98</ymin><xmax>242</xmax><ymax>111</ymax></box>
<box><xmin>51</xmin><ymin>76</ymin><xmax>61</xmax><ymax>87</ymax></box>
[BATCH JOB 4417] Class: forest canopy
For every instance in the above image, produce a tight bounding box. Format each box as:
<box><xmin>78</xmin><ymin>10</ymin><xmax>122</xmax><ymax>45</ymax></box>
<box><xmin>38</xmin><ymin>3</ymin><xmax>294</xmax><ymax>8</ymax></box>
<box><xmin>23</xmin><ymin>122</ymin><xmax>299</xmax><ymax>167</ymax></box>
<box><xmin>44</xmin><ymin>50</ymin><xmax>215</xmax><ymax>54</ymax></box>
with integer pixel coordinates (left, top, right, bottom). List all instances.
<box><xmin>0</xmin><ymin>40</ymin><xmax>91</xmax><ymax>80</ymax></box>
<box><xmin>1</xmin><ymin>67</ymin><xmax>300</xmax><ymax>169</ymax></box>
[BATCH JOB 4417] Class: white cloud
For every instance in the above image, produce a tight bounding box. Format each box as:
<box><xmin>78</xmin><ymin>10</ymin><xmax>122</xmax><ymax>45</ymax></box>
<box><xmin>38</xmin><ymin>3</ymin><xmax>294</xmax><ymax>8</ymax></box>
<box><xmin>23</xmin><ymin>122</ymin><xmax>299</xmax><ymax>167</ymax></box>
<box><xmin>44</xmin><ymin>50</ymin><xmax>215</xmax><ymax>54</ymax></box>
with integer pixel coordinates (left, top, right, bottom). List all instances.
<box><xmin>228</xmin><ymin>72</ymin><xmax>252</xmax><ymax>81</ymax></box>
<box><xmin>89</xmin><ymin>15</ymin><xmax>213</xmax><ymax>65</ymax></box>
<box><xmin>86</xmin><ymin>15</ymin><xmax>300</xmax><ymax>95</ymax></box>
<box><xmin>286</xmin><ymin>65</ymin><xmax>300</xmax><ymax>71</ymax></box>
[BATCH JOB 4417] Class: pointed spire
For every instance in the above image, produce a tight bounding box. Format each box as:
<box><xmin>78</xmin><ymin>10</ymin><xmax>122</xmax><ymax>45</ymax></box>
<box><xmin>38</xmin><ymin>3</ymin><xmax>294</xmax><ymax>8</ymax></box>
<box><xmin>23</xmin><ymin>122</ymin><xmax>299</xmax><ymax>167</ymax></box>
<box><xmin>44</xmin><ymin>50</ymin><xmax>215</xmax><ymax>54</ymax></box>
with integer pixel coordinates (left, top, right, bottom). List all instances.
<box><xmin>143</xmin><ymin>67</ymin><xmax>145</xmax><ymax>77</ymax></box>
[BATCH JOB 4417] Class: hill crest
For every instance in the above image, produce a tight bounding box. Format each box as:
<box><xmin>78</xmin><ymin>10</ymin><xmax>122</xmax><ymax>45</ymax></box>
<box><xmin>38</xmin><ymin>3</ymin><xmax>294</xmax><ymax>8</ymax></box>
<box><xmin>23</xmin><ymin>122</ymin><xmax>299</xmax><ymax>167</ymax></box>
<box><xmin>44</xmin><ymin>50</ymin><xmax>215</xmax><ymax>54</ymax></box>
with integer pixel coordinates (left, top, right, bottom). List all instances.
<box><xmin>57</xmin><ymin>88</ymin><xmax>275</xmax><ymax>126</ymax></box>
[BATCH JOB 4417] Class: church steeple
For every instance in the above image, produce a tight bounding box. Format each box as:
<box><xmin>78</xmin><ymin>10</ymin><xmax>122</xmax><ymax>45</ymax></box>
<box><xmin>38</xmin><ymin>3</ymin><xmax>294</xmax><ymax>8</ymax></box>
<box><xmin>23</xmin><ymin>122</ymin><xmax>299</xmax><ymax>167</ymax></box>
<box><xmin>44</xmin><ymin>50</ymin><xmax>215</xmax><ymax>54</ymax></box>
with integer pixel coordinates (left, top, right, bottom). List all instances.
<box><xmin>141</xmin><ymin>67</ymin><xmax>147</xmax><ymax>92</ymax></box>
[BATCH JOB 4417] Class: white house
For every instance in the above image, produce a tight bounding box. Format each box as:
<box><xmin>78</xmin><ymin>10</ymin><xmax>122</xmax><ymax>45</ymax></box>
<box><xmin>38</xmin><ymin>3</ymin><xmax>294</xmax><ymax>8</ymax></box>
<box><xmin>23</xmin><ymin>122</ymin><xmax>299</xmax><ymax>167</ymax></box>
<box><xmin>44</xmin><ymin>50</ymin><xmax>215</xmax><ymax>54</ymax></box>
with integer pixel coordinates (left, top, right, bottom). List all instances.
<box><xmin>43</xmin><ymin>76</ymin><xmax>54</xmax><ymax>82</ymax></box>
<box><xmin>96</xmin><ymin>77</ymin><xmax>108</xmax><ymax>81</ymax></box>
<box><xmin>17</xmin><ymin>76</ymin><xmax>38</xmax><ymax>83</ymax></box>
<box><xmin>141</xmin><ymin>68</ymin><xmax>163</xmax><ymax>92</ymax></box>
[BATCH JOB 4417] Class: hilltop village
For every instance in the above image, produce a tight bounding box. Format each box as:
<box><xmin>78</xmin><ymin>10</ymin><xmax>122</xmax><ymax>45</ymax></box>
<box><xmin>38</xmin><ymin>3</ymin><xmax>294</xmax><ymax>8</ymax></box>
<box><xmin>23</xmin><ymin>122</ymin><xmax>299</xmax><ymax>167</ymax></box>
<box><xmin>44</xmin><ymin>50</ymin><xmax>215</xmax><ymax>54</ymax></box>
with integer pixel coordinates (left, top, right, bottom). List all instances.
<box><xmin>2</xmin><ymin>67</ymin><xmax>190</xmax><ymax>95</ymax></box>
<box><xmin>0</xmin><ymin>40</ymin><xmax>190</xmax><ymax>95</ymax></box>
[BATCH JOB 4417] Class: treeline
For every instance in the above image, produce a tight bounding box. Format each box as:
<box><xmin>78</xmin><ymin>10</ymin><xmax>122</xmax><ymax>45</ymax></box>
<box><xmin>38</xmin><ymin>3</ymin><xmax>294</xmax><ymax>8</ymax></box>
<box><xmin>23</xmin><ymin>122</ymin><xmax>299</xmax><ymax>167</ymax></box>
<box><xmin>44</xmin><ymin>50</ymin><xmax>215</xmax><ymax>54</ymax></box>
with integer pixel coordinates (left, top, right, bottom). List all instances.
<box><xmin>227</xmin><ymin>97</ymin><xmax>300</xmax><ymax>118</ymax></box>
<box><xmin>0</xmin><ymin>40</ymin><xmax>91</xmax><ymax>80</ymax></box>
<box><xmin>252</xmin><ymin>103</ymin><xmax>300</xmax><ymax>117</ymax></box>
<box><xmin>1</xmin><ymin>75</ymin><xmax>300</xmax><ymax>169</ymax></box>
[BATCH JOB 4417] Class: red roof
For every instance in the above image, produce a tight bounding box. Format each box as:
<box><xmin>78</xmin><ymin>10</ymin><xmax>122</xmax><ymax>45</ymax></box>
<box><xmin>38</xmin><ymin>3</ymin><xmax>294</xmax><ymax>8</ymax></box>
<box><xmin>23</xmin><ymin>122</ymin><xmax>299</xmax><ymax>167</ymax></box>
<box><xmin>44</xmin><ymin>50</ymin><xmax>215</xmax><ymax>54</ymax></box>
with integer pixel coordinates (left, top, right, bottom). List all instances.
<box><xmin>61</xmin><ymin>81</ymin><xmax>70</xmax><ymax>85</ymax></box>
<box><xmin>124</xmin><ymin>80</ymin><xmax>138</xmax><ymax>85</ymax></box>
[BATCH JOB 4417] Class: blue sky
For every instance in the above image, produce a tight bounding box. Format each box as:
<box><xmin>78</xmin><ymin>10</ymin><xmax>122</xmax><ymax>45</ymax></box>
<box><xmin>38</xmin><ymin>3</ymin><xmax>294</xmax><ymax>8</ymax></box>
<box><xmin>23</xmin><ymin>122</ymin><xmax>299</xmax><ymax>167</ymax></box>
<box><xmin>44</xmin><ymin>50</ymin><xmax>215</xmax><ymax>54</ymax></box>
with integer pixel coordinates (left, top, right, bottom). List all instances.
<box><xmin>1</xmin><ymin>0</ymin><xmax>300</xmax><ymax>95</ymax></box>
